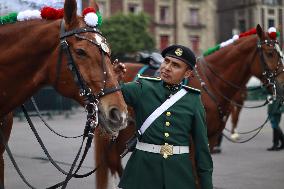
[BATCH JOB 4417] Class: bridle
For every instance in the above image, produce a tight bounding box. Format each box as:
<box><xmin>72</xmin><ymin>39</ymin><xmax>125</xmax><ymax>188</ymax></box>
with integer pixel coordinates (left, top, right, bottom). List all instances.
<box><xmin>59</xmin><ymin>20</ymin><xmax>121</xmax><ymax>99</ymax></box>
<box><xmin>57</xmin><ymin>20</ymin><xmax>122</xmax><ymax>137</ymax></box>
<box><xmin>257</xmin><ymin>39</ymin><xmax>284</xmax><ymax>102</ymax></box>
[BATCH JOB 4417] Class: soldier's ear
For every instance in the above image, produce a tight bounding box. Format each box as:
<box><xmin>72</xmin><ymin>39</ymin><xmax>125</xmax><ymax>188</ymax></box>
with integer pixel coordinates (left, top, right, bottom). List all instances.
<box><xmin>184</xmin><ymin>69</ymin><xmax>194</xmax><ymax>79</ymax></box>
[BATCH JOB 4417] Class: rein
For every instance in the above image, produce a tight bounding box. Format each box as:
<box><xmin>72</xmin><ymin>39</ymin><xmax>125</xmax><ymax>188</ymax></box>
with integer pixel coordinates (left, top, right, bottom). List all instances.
<box><xmin>222</xmin><ymin>115</ymin><xmax>270</xmax><ymax>143</ymax></box>
<box><xmin>197</xmin><ymin>56</ymin><xmax>269</xmax><ymax>109</ymax></box>
<box><xmin>30</xmin><ymin>97</ymin><xmax>83</xmax><ymax>138</ymax></box>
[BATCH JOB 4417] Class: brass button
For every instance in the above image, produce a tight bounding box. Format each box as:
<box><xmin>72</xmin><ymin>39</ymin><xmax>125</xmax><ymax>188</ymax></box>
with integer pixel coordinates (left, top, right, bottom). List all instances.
<box><xmin>166</xmin><ymin>112</ymin><xmax>171</xmax><ymax>116</ymax></box>
<box><xmin>164</xmin><ymin>133</ymin><xmax>170</xmax><ymax>137</ymax></box>
<box><xmin>165</xmin><ymin>121</ymin><xmax>170</xmax><ymax>127</ymax></box>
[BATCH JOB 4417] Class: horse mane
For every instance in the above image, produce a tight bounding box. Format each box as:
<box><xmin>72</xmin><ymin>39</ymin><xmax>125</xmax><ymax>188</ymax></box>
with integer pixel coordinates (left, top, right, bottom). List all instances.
<box><xmin>205</xmin><ymin>37</ymin><xmax>251</xmax><ymax>64</ymax></box>
<box><xmin>202</xmin><ymin>26</ymin><xmax>277</xmax><ymax>60</ymax></box>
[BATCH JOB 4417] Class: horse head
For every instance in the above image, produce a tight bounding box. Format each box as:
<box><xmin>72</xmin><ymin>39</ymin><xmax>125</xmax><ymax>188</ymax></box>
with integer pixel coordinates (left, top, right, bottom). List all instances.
<box><xmin>49</xmin><ymin>0</ymin><xmax>128</xmax><ymax>137</ymax></box>
<box><xmin>252</xmin><ymin>24</ymin><xmax>284</xmax><ymax>102</ymax></box>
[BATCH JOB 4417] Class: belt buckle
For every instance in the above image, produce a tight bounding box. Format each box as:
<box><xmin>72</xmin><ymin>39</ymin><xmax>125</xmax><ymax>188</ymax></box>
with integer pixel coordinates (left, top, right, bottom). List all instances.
<box><xmin>160</xmin><ymin>143</ymin><xmax>173</xmax><ymax>159</ymax></box>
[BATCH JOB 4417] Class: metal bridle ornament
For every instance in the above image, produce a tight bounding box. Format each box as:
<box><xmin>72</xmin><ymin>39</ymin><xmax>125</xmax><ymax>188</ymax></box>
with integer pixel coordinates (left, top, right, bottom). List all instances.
<box><xmin>257</xmin><ymin>39</ymin><xmax>284</xmax><ymax>102</ymax></box>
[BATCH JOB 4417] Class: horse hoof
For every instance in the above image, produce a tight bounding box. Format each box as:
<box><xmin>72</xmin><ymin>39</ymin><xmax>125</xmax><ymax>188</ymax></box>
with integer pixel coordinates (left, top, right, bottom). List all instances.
<box><xmin>211</xmin><ymin>146</ymin><xmax>222</xmax><ymax>154</ymax></box>
<box><xmin>230</xmin><ymin>133</ymin><xmax>240</xmax><ymax>141</ymax></box>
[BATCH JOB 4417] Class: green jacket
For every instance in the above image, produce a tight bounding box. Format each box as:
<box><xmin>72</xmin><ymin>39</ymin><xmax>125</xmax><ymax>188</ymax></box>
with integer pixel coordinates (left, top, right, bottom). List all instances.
<box><xmin>118</xmin><ymin>76</ymin><xmax>213</xmax><ymax>189</ymax></box>
<box><xmin>268</xmin><ymin>99</ymin><xmax>283</xmax><ymax>115</ymax></box>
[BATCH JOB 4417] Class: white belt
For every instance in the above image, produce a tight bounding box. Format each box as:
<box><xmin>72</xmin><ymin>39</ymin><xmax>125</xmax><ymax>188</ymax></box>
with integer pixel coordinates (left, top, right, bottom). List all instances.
<box><xmin>136</xmin><ymin>141</ymin><xmax>189</xmax><ymax>158</ymax></box>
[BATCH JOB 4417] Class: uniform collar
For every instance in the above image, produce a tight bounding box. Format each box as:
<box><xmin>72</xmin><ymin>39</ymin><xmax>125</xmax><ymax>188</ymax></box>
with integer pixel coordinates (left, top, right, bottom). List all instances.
<box><xmin>162</xmin><ymin>81</ymin><xmax>182</xmax><ymax>92</ymax></box>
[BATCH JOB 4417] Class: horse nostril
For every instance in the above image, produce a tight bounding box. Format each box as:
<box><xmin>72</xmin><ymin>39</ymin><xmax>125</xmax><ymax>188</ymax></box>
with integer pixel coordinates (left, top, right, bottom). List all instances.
<box><xmin>109</xmin><ymin>107</ymin><xmax>122</xmax><ymax>124</ymax></box>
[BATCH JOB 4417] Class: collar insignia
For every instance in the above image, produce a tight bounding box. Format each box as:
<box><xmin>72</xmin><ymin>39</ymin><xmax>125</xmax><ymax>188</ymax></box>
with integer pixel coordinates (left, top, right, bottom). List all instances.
<box><xmin>175</xmin><ymin>48</ymin><xmax>183</xmax><ymax>56</ymax></box>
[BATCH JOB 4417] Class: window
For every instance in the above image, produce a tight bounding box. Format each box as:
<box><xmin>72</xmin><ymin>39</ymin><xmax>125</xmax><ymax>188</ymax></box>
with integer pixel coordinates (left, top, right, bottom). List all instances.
<box><xmin>159</xmin><ymin>6</ymin><xmax>169</xmax><ymax>23</ymax></box>
<box><xmin>268</xmin><ymin>19</ymin><xmax>275</xmax><ymax>27</ymax></box>
<box><xmin>160</xmin><ymin>35</ymin><xmax>169</xmax><ymax>50</ymax></box>
<box><xmin>263</xmin><ymin>0</ymin><xmax>278</xmax><ymax>5</ymax></box>
<box><xmin>189</xmin><ymin>8</ymin><xmax>199</xmax><ymax>26</ymax></box>
<box><xmin>128</xmin><ymin>3</ymin><xmax>139</xmax><ymax>14</ymax></box>
<box><xmin>238</xmin><ymin>19</ymin><xmax>246</xmax><ymax>32</ymax></box>
<box><xmin>189</xmin><ymin>35</ymin><xmax>200</xmax><ymax>54</ymax></box>
<box><xmin>268</xmin><ymin>9</ymin><xmax>275</xmax><ymax>15</ymax></box>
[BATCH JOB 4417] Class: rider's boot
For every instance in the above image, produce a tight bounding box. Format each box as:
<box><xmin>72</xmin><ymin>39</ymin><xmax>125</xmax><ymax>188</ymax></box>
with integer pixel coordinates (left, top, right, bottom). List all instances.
<box><xmin>276</xmin><ymin>127</ymin><xmax>284</xmax><ymax>150</ymax></box>
<box><xmin>267</xmin><ymin>129</ymin><xmax>280</xmax><ymax>151</ymax></box>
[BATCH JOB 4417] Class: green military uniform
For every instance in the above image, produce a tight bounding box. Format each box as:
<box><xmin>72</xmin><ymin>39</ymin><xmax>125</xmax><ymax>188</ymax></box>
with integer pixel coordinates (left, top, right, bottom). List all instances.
<box><xmin>268</xmin><ymin>98</ymin><xmax>282</xmax><ymax>126</ymax></box>
<box><xmin>118</xmin><ymin>75</ymin><xmax>213</xmax><ymax>189</ymax></box>
<box><xmin>267</xmin><ymin>98</ymin><xmax>284</xmax><ymax>150</ymax></box>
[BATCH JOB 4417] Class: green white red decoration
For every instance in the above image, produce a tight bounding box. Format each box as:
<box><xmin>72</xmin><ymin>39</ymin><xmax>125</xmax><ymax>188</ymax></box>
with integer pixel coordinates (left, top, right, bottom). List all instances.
<box><xmin>268</xmin><ymin>27</ymin><xmax>277</xmax><ymax>39</ymax></box>
<box><xmin>203</xmin><ymin>27</ymin><xmax>279</xmax><ymax>56</ymax></box>
<box><xmin>83</xmin><ymin>7</ymin><xmax>102</xmax><ymax>27</ymax></box>
<box><xmin>0</xmin><ymin>6</ymin><xmax>102</xmax><ymax>27</ymax></box>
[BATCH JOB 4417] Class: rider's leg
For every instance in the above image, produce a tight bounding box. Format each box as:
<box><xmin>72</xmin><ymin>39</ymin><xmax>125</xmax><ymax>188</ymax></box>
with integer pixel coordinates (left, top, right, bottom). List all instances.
<box><xmin>267</xmin><ymin>114</ymin><xmax>281</xmax><ymax>151</ymax></box>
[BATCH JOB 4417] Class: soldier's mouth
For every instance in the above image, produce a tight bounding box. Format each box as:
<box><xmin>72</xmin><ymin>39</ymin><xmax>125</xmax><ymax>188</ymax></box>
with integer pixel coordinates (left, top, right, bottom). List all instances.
<box><xmin>161</xmin><ymin>72</ymin><xmax>170</xmax><ymax>78</ymax></box>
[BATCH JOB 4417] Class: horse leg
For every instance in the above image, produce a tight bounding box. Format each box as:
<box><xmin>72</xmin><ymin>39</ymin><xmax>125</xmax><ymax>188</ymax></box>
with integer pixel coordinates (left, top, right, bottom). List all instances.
<box><xmin>230</xmin><ymin>105</ymin><xmax>242</xmax><ymax>140</ymax></box>
<box><xmin>0</xmin><ymin>113</ymin><xmax>13</xmax><ymax>188</ymax></box>
<box><xmin>188</xmin><ymin>136</ymin><xmax>201</xmax><ymax>189</ymax></box>
<box><xmin>208</xmin><ymin>134</ymin><xmax>220</xmax><ymax>153</ymax></box>
<box><xmin>95</xmin><ymin>125</ymin><xmax>135</xmax><ymax>189</ymax></box>
<box><xmin>113</xmin><ymin>124</ymin><xmax>135</xmax><ymax>177</ymax></box>
<box><xmin>95</xmin><ymin>131</ymin><xmax>110</xmax><ymax>189</ymax></box>
<box><xmin>231</xmin><ymin>106</ymin><xmax>239</xmax><ymax>134</ymax></box>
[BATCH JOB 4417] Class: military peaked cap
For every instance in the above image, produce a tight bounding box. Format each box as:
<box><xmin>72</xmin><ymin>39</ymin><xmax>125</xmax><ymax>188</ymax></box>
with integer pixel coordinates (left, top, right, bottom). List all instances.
<box><xmin>161</xmin><ymin>45</ymin><xmax>196</xmax><ymax>68</ymax></box>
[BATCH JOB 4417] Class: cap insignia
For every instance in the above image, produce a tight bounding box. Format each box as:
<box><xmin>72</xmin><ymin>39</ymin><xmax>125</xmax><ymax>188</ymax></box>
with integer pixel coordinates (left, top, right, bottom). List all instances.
<box><xmin>175</xmin><ymin>48</ymin><xmax>183</xmax><ymax>56</ymax></box>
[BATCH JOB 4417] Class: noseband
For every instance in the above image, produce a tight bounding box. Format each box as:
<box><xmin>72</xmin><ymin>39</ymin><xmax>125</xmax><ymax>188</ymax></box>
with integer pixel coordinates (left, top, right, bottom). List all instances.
<box><xmin>257</xmin><ymin>39</ymin><xmax>284</xmax><ymax>101</ymax></box>
<box><xmin>58</xmin><ymin>20</ymin><xmax>121</xmax><ymax>105</ymax></box>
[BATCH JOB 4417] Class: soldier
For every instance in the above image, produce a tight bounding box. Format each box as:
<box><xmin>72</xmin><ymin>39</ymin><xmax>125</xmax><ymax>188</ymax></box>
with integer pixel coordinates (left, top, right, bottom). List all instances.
<box><xmin>267</xmin><ymin>97</ymin><xmax>284</xmax><ymax>151</ymax></box>
<box><xmin>114</xmin><ymin>45</ymin><xmax>213</xmax><ymax>189</ymax></box>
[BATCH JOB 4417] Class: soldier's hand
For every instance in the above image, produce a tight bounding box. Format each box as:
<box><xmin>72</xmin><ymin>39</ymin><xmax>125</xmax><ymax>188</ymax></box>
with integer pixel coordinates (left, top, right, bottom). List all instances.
<box><xmin>113</xmin><ymin>59</ymin><xmax>126</xmax><ymax>81</ymax></box>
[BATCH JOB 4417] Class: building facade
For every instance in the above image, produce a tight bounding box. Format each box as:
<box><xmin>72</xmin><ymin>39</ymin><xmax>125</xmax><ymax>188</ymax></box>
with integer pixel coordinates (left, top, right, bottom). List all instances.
<box><xmin>83</xmin><ymin>0</ymin><xmax>217</xmax><ymax>55</ymax></box>
<box><xmin>218</xmin><ymin>0</ymin><xmax>284</xmax><ymax>45</ymax></box>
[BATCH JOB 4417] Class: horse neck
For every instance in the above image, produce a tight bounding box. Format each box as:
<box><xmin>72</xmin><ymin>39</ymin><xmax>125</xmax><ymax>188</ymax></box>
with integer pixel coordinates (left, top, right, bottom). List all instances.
<box><xmin>203</xmin><ymin>36</ymin><xmax>258</xmax><ymax>103</ymax></box>
<box><xmin>0</xmin><ymin>20</ymin><xmax>60</xmax><ymax>115</ymax></box>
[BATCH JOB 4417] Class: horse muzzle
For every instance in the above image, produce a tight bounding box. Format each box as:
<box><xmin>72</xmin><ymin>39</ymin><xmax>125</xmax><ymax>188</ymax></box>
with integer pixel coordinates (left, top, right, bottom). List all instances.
<box><xmin>98</xmin><ymin>105</ymin><xmax>128</xmax><ymax>138</ymax></box>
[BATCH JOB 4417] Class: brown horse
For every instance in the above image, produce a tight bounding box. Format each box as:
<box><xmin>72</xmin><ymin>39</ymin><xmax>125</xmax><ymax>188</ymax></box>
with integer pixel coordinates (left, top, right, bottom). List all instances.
<box><xmin>0</xmin><ymin>0</ymin><xmax>128</xmax><ymax>187</ymax></box>
<box><xmin>94</xmin><ymin>25</ymin><xmax>284</xmax><ymax>189</ymax></box>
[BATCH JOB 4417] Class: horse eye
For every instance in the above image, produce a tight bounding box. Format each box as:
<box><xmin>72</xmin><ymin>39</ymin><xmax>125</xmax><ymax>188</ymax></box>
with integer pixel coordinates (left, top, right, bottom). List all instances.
<box><xmin>266</xmin><ymin>52</ymin><xmax>274</xmax><ymax>58</ymax></box>
<box><xmin>75</xmin><ymin>48</ymin><xmax>87</xmax><ymax>57</ymax></box>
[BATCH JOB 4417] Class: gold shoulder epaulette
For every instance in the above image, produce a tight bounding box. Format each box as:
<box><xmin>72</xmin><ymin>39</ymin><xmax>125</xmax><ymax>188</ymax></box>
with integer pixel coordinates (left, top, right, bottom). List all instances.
<box><xmin>182</xmin><ymin>85</ymin><xmax>201</xmax><ymax>93</ymax></box>
<box><xmin>137</xmin><ymin>74</ymin><xmax>161</xmax><ymax>81</ymax></box>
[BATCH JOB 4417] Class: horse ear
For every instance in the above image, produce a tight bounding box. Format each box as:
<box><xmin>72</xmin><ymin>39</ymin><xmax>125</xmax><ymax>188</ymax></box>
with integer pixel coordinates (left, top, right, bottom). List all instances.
<box><xmin>256</xmin><ymin>24</ymin><xmax>264</xmax><ymax>40</ymax></box>
<box><xmin>90</xmin><ymin>1</ymin><xmax>100</xmax><ymax>11</ymax></box>
<box><xmin>64</xmin><ymin>0</ymin><xmax>78</xmax><ymax>28</ymax></box>
<box><xmin>89</xmin><ymin>0</ymin><xmax>99</xmax><ymax>11</ymax></box>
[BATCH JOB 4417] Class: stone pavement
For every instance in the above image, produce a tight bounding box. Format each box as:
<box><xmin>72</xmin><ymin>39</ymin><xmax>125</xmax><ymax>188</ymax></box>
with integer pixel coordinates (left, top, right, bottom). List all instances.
<box><xmin>3</xmin><ymin>101</ymin><xmax>284</xmax><ymax>189</ymax></box>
